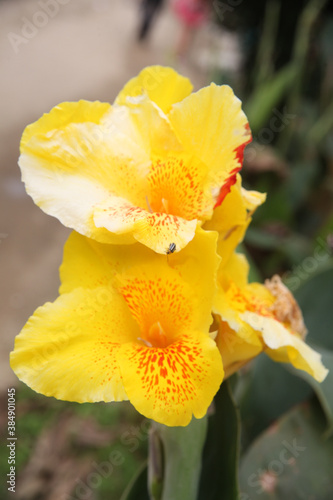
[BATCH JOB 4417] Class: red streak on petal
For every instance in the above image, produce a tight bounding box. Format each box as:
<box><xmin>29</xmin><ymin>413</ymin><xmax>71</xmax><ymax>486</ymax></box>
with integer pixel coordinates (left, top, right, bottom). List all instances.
<box><xmin>214</xmin><ymin>127</ymin><xmax>252</xmax><ymax>209</ymax></box>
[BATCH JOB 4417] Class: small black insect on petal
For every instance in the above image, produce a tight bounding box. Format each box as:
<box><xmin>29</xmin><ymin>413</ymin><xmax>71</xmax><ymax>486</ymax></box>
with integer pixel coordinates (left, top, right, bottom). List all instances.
<box><xmin>166</xmin><ymin>243</ymin><xmax>176</xmax><ymax>254</ymax></box>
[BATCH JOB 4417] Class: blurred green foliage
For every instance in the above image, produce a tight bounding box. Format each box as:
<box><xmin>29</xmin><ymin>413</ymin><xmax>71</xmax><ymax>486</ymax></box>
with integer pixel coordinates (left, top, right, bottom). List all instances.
<box><xmin>202</xmin><ymin>1</ymin><xmax>333</xmax><ymax>498</ymax></box>
<box><xmin>231</xmin><ymin>1</ymin><xmax>333</xmax><ymax>495</ymax></box>
<box><xmin>215</xmin><ymin>0</ymin><xmax>333</xmax><ymax>280</ymax></box>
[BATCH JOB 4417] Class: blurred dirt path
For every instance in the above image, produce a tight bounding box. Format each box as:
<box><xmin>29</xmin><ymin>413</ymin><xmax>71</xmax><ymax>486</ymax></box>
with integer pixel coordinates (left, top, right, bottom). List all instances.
<box><xmin>0</xmin><ymin>0</ymin><xmax>207</xmax><ymax>390</ymax></box>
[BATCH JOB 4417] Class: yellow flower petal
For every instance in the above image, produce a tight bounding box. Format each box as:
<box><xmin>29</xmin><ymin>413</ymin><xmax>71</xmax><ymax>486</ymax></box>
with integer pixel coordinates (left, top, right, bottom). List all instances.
<box><xmin>21</xmin><ymin>100</ymin><xmax>110</xmax><ymax>148</ymax></box>
<box><xmin>205</xmin><ymin>176</ymin><xmax>266</xmax><ymax>266</ymax></box>
<box><xmin>217</xmin><ymin>252</ymin><xmax>250</xmax><ymax>291</ymax></box>
<box><xmin>117</xmin><ymin>331</ymin><xmax>223</xmax><ymax>426</ymax></box>
<box><xmin>115</xmin><ymin>66</ymin><xmax>193</xmax><ymax>114</ymax></box>
<box><xmin>12</xmin><ymin>229</ymin><xmax>223</xmax><ymax>424</ymax></box>
<box><xmin>214</xmin><ymin>258</ymin><xmax>328</xmax><ymax>382</ymax></box>
<box><xmin>19</xmin><ymin>68</ymin><xmax>252</xmax><ymax>253</ymax></box>
<box><xmin>214</xmin><ymin>290</ymin><xmax>262</xmax><ymax>348</ymax></box>
<box><xmin>105</xmin><ymin>94</ymin><xmax>181</xmax><ymax>157</ymax></box>
<box><xmin>10</xmin><ymin>287</ymin><xmax>139</xmax><ymax>402</ymax></box>
<box><xmin>61</xmin><ymin>229</ymin><xmax>219</xmax><ymax>333</ymax></box>
<box><xmin>59</xmin><ymin>230</ymin><xmax>157</xmax><ymax>295</ymax></box>
<box><xmin>59</xmin><ymin>231</ymin><xmax>114</xmax><ymax>294</ymax></box>
<box><xmin>19</xmin><ymin>101</ymin><xmax>153</xmax><ymax>244</ymax></box>
<box><xmin>215</xmin><ymin>317</ymin><xmax>262</xmax><ymax>379</ymax></box>
<box><xmin>241</xmin><ymin>311</ymin><xmax>328</xmax><ymax>382</ymax></box>
<box><xmin>168</xmin><ymin>84</ymin><xmax>251</xmax><ymax>208</ymax></box>
<box><xmin>117</xmin><ymin>235</ymin><xmax>219</xmax><ymax>339</ymax></box>
<box><xmin>93</xmin><ymin>196</ymin><xmax>198</xmax><ymax>254</ymax></box>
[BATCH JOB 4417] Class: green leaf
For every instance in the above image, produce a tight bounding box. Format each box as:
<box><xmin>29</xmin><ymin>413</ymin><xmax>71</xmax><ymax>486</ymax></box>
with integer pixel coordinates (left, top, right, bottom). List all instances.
<box><xmin>294</xmin><ymin>264</ymin><xmax>333</xmax><ymax>350</ymax></box>
<box><xmin>285</xmin><ymin>161</ymin><xmax>319</xmax><ymax>210</ymax></box>
<box><xmin>120</xmin><ymin>462</ymin><xmax>150</xmax><ymax>500</ymax></box>
<box><xmin>287</xmin><ymin>346</ymin><xmax>333</xmax><ymax>437</ymax></box>
<box><xmin>244</xmin><ymin>63</ymin><xmax>298</xmax><ymax>134</ymax></box>
<box><xmin>285</xmin><ymin>257</ymin><xmax>333</xmax><ymax>436</ymax></box>
<box><xmin>198</xmin><ymin>378</ymin><xmax>241</xmax><ymax>500</ymax></box>
<box><xmin>236</xmin><ymin>355</ymin><xmax>312</xmax><ymax>449</ymax></box>
<box><xmin>245</xmin><ymin>227</ymin><xmax>311</xmax><ymax>265</ymax></box>
<box><xmin>239</xmin><ymin>401</ymin><xmax>333</xmax><ymax>499</ymax></box>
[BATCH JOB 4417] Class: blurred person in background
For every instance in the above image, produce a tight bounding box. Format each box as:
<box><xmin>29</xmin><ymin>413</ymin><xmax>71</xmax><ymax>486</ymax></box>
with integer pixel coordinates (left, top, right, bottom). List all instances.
<box><xmin>138</xmin><ymin>0</ymin><xmax>165</xmax><ymax>41</ymax></box>
<box><xmin>172</xmin><ymin>0</ymin><xmax>211</xmax><ymax>57</ymax></box>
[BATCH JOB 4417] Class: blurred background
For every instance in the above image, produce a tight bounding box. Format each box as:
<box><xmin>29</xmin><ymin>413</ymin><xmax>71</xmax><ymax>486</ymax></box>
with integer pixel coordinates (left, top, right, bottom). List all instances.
<box><xmin>1</xmin><ymin>0</ymin><xmax>333</xmax><ymax>499</ymax></box>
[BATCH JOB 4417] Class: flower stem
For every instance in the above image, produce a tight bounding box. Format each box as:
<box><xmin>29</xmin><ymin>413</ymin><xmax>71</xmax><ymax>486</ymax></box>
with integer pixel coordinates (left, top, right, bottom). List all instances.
<box><xmin>148</xmin><ymin>416</ymin><xmax>208</xmax><ymax>500</ymax></box>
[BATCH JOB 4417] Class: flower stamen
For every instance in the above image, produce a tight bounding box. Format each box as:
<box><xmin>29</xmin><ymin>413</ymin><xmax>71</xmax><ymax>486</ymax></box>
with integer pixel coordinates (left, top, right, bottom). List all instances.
<box><xmin>137</xmin><ymin>337</ymin><xmax>153</xmax><ymax>348</ymax></box>
<box><xmin>145</xmin><ymin>321</ymin><xmax>169</xmax><ymax>348</ymax></box>
<box><xmin>145</xmin><ymin>195</ymin><xmax>153</xmax><ymax>213</ymax></box>
<box><xmin>161</xmin><ymin>198</ymin><xmax>170</xmax><ymax>213</ymax></box>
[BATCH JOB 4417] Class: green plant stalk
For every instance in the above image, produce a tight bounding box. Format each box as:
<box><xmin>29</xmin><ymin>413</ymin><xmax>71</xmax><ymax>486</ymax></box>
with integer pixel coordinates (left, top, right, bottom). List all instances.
<box><xmin>290</xmin><ymin>0</ymin><xmax>328</xmax><ymax>107</ymax></box>
<box><xmin>198</xmin><ymin>378</ymin><xmax>241</xmax><ymax>500</ymax></box>
<box><xmin>148</xmin><ymin>416</ymin><xmax>208</xmax><ymax>500</ymax></box>
<box><xmin>244</xmin><ymin>63</ymin><xmax>298</xmax><ymax>134</ymax></box>
<box><xmin>279</xmin><ymin>0</ymin><xmax>328</xmax><ymax>153</ymax></box>
<box><xmin>253</xmin><ymin>0</ymin><xmax>281</xmax><ymax>87</ymax></box>
<box><xmin>307</xmin><ymin>98</ymin><xmax>333</xmax><ymax>145</ymax></box>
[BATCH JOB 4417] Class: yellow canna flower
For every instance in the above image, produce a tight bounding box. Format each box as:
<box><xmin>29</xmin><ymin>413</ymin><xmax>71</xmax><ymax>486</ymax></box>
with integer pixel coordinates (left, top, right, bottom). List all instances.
<box><xmin>214</xmin><ymin>253</ymin><xmax>328</xmax><ymax>382</ymax></box>
<box><xmin>10</xmin><ymin>230</ymin><xmax>223</xmax><ymax>427</ymax></box>
<box><xmin>18</xmin><ymin>66</ymin><xmax>251</xmax><ymax>254</ymax></box>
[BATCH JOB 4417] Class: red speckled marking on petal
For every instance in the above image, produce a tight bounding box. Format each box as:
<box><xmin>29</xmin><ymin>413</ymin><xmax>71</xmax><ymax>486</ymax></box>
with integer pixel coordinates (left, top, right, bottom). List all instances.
<box><xmin>120</xmin><ymin>334</ymin><xmax>213</xmax><ymax>414</ymax></box>
<box><xmin>94</xmin><ymin>195</ymin><xmax>197</xmax><ymax>253</ymax></box>
<box><xmin>132</xmin><ymin>210</ymin><xmax>197</xmax><ymax>254</ymax></box>
<box><xmin>91</xmin><ymin>340</ymin><xmax>123</xmax><ymax>387</ymax></box>
<box><xmin>227</xmin><ymin>283</ymin><xmax>274</xmax><ymax>319</ymax></box>
<box><xmin>148</xmin><ymin>156</ymin><xmax>209</xmax><ymax>220</ymax></box>
<box><xmin>98</xmin><ymin>200</ymin><xmax>147</xmax><ymax>224</ymax></box>
<box><xmin>119</xmin><ymin>276</ymin><xmax>193</xmax><ymax>341</ymax></box>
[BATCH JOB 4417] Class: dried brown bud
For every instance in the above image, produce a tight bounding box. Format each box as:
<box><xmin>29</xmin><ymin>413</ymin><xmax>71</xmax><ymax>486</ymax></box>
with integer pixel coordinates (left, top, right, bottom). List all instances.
<box><xmin>264</xmin><ymin>275</ymin><xmax>307</xmax><ymax>338</ymax></box>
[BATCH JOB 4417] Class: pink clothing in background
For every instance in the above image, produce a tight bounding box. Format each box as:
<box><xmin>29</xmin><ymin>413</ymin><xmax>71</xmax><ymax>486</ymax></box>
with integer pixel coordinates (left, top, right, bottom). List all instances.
<box><xmin>173</xmin><ymin>0</ymin><xmax>209</xmax><ymax>28</ymax></box>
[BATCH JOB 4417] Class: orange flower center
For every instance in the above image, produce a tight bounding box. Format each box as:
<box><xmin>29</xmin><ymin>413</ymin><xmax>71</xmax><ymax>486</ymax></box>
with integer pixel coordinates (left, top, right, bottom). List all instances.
<box><xmin>139</xmin><ymin>321</ymin><xmax>169</xmax><ymax>348</ymax></box>
<box><xmin>147</xmin><ymin>155</ymin><xmax>207</xmax><ymax>220</ymax></box>
<box><xmin>119</xmin><ymin>275</ymin><xmax>193</xmax><ymax>349</ymax></box>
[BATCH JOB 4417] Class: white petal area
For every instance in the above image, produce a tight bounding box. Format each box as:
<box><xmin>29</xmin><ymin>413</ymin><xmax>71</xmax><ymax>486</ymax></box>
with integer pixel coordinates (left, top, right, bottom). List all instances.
<box><xmin>20</xmin><ymin>155</ymin><xmax>133</xmax><ymax>244</ymax></box>
<box><xmin>241</xmin><ymin>187</ymin><xmax>266</xmax><ymax>212</ymax></box>
<box><xmin>102</xmin><ymin>96</ymin><xmax>181</xmax><ymax>157</ymax></box>
<box><xmin>94</xmin><ymin>196</ymin><xmax>147</xmax><ymax>234</ymax></box>
<box><xmin>241</xmin><ymin>311</ymin><xmax>328</xmax><ymax>382</ymax></box>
